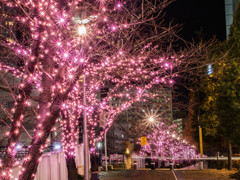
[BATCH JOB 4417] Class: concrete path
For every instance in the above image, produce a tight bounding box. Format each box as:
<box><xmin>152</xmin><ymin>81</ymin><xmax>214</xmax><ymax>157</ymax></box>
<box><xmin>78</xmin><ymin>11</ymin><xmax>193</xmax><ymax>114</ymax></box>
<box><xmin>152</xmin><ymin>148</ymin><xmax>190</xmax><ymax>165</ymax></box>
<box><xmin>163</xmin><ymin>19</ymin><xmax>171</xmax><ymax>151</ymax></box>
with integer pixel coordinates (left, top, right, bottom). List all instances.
<box><xmin>99</xmin><ymin>169</ymin><xmax>175</xmax><ymax>180</ymax></box>
<box><xmin>99</xmin><ymin>169</ymin><xmax>234</xmax><ymax>180</ymax></box>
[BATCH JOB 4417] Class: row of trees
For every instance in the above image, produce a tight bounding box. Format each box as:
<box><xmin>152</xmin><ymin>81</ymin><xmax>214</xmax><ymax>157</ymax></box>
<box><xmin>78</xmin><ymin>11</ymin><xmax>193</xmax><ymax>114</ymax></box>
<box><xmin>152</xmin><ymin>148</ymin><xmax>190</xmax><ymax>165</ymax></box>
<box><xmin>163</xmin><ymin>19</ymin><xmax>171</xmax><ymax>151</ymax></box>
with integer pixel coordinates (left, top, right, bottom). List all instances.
<box><xmin>139</xmin><ymin>121</ymin><xmax>199</xmax><ymax>160</ymax></box>
<box><xmin>0</xmin><ymin>0</ymin><xmax>212</xmax><ymax>179</ymax></box>
<box><xmin>202</xmin><ymin>2</ymin><xmax>240</xmax><ymax>145</ymax></box>
<box><xmin>184</xmin><ymin>2</ymin><xmax>240</xmax><ymax>171</ymax></box>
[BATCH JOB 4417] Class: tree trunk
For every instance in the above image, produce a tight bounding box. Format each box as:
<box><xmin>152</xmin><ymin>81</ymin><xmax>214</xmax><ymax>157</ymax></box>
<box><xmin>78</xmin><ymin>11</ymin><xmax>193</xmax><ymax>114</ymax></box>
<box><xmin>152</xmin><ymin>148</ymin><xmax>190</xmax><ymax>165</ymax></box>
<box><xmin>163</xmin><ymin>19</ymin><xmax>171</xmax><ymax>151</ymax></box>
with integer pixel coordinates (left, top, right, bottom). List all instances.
<box><xmin>18</xmin><ymin>115</ymin><xmax>58</xmax><ymax>179</ymax></box>
<box><xmin>19</xmin><ymin>66</ymin><xmax>83</xmax><ymax>179</ymax></box>
<box><xmin>90</xmin><ymin>153</ymin><xmax>99</xmax><ymax>180</ymax></box>
<box><xmin>228</xmin><ymin>139</ymin><xmax>232</xmax><ymax>170</ymax></box>
<box><xmin>0</xmin><ymin>25</ymin><xmax>42</xmax><ymax>179</ymax></box>
<box><xmin>66</xmin><ymin>156</ymin><xmax>79</xmax><ymax>180</ymax></box>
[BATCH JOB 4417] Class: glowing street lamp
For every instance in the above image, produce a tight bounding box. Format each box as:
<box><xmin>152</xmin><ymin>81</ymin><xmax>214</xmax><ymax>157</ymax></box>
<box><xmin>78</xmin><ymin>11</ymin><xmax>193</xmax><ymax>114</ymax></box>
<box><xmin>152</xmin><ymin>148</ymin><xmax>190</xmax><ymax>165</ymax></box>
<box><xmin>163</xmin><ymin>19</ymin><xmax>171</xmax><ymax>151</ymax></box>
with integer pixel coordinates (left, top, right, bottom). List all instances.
<box><xmin>77</xmin><ymin>25</ymin><xmax>87</xmax><ymax>36</ymax></box>
<box><xmin>149</xmin><ymin>116</ymin><xmax>154</xmax><ymax>123</ymax></box>
<box><xmin>126</xmin><ymin>148</ymin><xmax>130</xmax><ymax>155</ymax></box>
<box><xmin>53</xmin><ymin>143</ymin><xmax>62</xmax><ymax>150</ymax></box>
<box><xmin>97</xmin><ymin>142</ymin><xmax>103</xmax><ymax>149</ymax></box>
<box><xmin>16</xmin><ymin>144</ymin><xmax>22</xmax><ymax>151</ymax></box>
<box><xmin>76</xmin><ymin>21</ymin><xmax>88</xmax><ymax>180</ymax></box>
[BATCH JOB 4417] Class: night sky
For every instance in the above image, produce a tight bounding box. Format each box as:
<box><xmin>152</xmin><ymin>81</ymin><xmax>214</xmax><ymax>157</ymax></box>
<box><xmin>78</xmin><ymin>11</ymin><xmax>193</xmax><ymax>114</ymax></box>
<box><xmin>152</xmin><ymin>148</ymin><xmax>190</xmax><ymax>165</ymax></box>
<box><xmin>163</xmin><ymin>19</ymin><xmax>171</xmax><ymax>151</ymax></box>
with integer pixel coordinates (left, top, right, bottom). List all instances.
<box><xmin>164</xmin><ymin>0</ymin><xmax>226</xmax><ymax>41</ymax></box>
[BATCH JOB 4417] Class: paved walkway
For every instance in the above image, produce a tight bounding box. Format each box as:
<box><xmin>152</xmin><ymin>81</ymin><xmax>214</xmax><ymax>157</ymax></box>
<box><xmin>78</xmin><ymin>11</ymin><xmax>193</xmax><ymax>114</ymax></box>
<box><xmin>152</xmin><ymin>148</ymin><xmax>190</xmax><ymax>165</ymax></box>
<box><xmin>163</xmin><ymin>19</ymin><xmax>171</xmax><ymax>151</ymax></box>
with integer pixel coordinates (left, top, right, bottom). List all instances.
<box><xmin>99</xmin><ymin>169</ymin><xmax>175</xmax><ymax>180</ymax></box>
<box><xmin>99</xmin><ymin>169</ymin><xmax>235</xmax><ymax>180</ymax></box>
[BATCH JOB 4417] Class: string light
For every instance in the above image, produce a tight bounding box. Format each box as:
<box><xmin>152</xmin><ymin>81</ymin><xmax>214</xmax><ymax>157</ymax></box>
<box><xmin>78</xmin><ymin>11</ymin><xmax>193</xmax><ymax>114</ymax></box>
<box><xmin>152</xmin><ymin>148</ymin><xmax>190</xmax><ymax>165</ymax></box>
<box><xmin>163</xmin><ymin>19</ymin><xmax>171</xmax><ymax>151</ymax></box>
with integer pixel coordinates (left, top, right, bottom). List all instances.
<box><xmin>0</xmin><ymin>0</ymin><xmax>203</xmax><ymax>179</ymax></box>
<box><xmin>138</xmin><ymin>122</ymin><xmax>200</xmax><ymax>160</ymax></box>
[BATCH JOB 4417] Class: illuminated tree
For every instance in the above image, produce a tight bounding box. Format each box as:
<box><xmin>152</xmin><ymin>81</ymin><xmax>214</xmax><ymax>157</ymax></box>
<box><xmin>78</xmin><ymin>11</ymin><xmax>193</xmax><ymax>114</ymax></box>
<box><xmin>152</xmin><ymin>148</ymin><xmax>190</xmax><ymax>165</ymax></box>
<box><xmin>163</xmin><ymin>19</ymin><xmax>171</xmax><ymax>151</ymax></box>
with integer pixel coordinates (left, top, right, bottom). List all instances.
<box><xmin>139</xmin><ymin>122</ymin><xmax>199</xmax><ymax>160</ymax></box>
<box><xmin>0</xmin><ymin>0</ymin><xmax>212</xmax><ymax>179</ymax></box>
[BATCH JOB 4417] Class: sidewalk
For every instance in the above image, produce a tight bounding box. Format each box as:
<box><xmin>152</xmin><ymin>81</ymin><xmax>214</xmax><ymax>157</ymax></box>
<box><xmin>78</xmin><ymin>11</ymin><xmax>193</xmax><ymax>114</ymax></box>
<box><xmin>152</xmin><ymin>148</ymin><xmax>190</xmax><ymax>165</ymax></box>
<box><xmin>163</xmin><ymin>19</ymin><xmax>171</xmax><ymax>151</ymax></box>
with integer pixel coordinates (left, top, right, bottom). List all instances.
<box><xmin>99</xmin><ymin>169</ymin><xmax>236</xmax><ymax>180</ymax></box>
<box><xmin>99</xmin><ymin>169</ymin><xmax>175</xmax><ymax>180</ymax></box>
<box><xmin>180</xmin><ymin>169</ymin><xmax>236</xmax><ymax>180</ymax></box>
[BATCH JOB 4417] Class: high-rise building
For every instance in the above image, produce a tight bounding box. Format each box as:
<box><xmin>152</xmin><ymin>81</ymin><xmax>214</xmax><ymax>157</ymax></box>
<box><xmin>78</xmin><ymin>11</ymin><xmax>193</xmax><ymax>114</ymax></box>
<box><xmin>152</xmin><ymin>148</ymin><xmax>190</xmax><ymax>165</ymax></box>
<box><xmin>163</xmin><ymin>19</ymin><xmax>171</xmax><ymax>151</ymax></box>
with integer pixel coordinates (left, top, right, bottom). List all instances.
<box><xmin>107</xmin><ymin>87</ymin><xmax>173</xmax><ymax>154</ymax></box>
<box><xmin>225</xmin><ymin>0</ymin><xmax>240</xmax><ymax>36</ymax></box>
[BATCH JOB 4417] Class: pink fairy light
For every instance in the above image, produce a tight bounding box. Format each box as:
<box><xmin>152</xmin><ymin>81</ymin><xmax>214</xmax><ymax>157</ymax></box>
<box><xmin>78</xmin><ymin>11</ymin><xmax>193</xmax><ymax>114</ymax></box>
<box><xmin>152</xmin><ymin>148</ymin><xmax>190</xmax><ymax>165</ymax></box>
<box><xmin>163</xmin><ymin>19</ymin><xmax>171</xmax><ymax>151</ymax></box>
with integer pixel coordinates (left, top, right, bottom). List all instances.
<box><xmin>138</xmin><ymin>122</ymin><xmax>200</xmax><ymax>160</ymax></box>
<box><xmin>111</xmin><ymin>25</ymin><xmax>117</xmax><ymax>31</ymax></box>
<box><xmin>117</xmin><ymin>1</ymin><xmax>122</xmax><ymax>8</ymax></box>
<box><xmin>0</xmin><ymin>0</ymin><xmax>191</xmax><ymax>178</ymax></box>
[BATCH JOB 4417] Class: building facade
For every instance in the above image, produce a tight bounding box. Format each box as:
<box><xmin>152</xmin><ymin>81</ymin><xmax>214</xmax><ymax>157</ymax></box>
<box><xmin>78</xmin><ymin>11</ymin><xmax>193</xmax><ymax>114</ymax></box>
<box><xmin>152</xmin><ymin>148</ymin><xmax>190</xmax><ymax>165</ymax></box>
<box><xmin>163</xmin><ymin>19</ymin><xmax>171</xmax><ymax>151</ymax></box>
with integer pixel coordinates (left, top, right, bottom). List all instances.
<box><xmin>225</xmin><ymin>0</ymin><xmax>240</xmax><ymax>36</ymax></box>
<box><xmin>107</xmin><ymin>87</ymin><xmax>173</xmax><ymax>154</ymax></box>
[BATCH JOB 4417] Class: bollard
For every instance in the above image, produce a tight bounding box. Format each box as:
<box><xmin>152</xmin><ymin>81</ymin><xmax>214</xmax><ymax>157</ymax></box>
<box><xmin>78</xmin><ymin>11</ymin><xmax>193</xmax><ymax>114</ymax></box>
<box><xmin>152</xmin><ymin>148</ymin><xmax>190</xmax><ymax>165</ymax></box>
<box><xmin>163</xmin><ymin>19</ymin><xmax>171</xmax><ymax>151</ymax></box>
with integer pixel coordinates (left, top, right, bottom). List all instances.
<box><xmin>169</xmin><ymin>161</ymin><xmax>174</xmax><ymax>170</ymax></box>
<box><xmin>199</xmin><ymin>160</ymin><xmax>203</xmax><ymax>170</ymax></box>
<box><xmin>217</xmin><ymin>152</ymin><xmax>220</xmax><ymax>170</ymax></box>
<box><xmin>151</xmin><ymin>161</ymin><xmax>155</xmax><ymax>170</ymax></box>
<box><xmin>133</xmin><ymin>161</ymin><xmax>138</xmax><ymax>170</ymax></box>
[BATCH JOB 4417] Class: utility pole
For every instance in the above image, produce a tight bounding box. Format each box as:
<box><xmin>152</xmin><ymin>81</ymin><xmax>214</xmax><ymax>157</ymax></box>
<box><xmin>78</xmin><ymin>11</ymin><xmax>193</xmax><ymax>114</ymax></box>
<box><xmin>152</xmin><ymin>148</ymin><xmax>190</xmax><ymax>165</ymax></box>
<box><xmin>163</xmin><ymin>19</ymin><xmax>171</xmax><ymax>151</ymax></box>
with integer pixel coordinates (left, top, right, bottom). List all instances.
<box><xmin>199</xmin><ymin>126</ymin><xmax>203</xmax><ymax>157</ymax></box>
<box><xmin>198</xmin><ymin>91</ymin><xmax>203</xmax><ymax>170</ymax></box>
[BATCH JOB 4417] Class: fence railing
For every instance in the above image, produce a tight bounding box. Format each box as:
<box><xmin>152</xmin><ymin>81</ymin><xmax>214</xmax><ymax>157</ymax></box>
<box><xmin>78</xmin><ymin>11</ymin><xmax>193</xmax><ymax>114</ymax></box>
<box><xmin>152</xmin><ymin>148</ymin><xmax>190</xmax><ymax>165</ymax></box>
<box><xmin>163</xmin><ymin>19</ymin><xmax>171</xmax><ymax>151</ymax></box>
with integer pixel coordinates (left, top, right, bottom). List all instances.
<box><xmin>0</xmin><ymin>146</ymin><xmax>53</xmax><ymax>162</ymax></box>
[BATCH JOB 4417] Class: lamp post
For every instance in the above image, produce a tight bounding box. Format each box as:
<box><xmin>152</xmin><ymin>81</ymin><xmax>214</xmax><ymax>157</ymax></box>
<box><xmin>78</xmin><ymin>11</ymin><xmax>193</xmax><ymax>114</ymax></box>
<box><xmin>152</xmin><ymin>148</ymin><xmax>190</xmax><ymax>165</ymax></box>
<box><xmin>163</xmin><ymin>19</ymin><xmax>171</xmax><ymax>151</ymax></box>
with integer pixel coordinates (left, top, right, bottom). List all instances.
<box><xmin>83</xmin><ymin>74</ymin><xmax>89</xmax><ymax>180</ymax></box>
<box><xmin>78</xmin><ymin>25</ymin><xmax>87</xmax><ymax>35</ymax></box>
<box><xmin>104</xmin><ymin>112</ymin><xmax>108</xmax><ymax>171</ymax></box>
<box><xmin>77</xmin><ymin>24</ymin><xmax>89</xmax><ymax>180</ymax></box>
<box><xmin>197</xmin><ymin>91</ymin><xmax>203</xmax><ymax>170</ymax></box>
<box><xmin>199</xmin><ymin>125</ymin><xmax>203</xmax><ymax>170</ymax></box>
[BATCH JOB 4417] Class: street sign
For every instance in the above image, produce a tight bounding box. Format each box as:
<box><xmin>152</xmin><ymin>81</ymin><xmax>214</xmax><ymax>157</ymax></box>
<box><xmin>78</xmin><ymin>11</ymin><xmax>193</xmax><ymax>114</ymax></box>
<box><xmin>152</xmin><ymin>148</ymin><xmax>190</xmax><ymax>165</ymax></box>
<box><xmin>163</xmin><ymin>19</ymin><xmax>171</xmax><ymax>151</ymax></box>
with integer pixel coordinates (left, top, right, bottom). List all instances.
<box><xmin>141</xmin><ymin>136</ymin><xmax>147</xmax><ymax>146</ymax></box>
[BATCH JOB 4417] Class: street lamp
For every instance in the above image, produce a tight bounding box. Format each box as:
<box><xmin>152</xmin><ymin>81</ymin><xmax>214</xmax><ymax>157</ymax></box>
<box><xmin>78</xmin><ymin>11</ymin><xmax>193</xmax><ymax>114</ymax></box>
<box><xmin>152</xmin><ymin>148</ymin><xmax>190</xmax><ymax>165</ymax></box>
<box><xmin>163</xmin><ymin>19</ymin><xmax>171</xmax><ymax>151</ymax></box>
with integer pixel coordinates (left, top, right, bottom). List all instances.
<box><xmin>97</xmin><ymin>142</ymin><xmax>103</xmax><ymax>149</ymax></box>
<box><xmin>53</xmin><ymin>142</ymin><xmax>62</xmax><ymax>150</ymax></box>
<box><xmin>16</xmin><ymin>144</ymin><xmax>22</xmax><ymax>151</ymax></box>
<box><xmin>77</xmin><ymin>23</ymin><xmax>88</xmax><ymax>179</ymax></box>
<box><xmin>149</xmin><ymin>116</ymin><xmax>154</xmax><ymax>123</ymax></box>
<box><xmin>125</xmin><ymin>148</ymin><xmax>130</xmax><ymax>155</ymax></box>
<box><xmin>78</xmin><ymin>25</ymin><xmax>87</xmax><ymax>36</ymax></box>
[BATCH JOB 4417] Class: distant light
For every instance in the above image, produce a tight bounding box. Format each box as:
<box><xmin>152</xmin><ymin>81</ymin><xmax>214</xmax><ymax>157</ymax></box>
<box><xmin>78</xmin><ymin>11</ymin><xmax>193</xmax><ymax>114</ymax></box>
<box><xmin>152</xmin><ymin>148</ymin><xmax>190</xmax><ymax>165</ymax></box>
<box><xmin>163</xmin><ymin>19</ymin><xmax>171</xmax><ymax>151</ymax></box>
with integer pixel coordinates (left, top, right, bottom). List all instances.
<box><xmin>59</xmin><ymin>18</ymin><xmax>65</xmax><ymax>23</ymax></box>
<box><xmin>117</xmin><ymin>1</ymin><xmax>122</xmax><ymax>8</ymax></box>
<box><xmin>208</xmin><ymin>64</ymin><xmax>213</xmax><ymax>75</ymax></box>
<box><xmin>16</xmin><ymin>144</ymin><xmax>22</xmax><ymax>150</ymax></box>
<box><xmin>54</xmin><ymin>143</ymin><xmax>61</xmax><ymax>150</ymax></box>
<box><xmin>126</xmin><ymin>148</ymin><xmax>130</xmax><ymax>154</ymax></box>
<box><xmin>78</xmin><ymin>25</ymin><xmax>87</xmax><ymax>35</ymax></box>
<box><xmin>111</xmin><ymin>25</ymin><xmax>117</xmax><ymax>31</ymax></box>
<box><xmin>64</xmin><ymin>53</ymin><xmax>69</xmax><ymax>58</ymax></box>
<box><xmin>97</xmin><ymin>142</ymin><xmax>102</xmax><ymax>149</ymax></box>
<box><xmin>149</xmin><ymin>117</ymin><xmax>154</xmax><ymax>122</ymax></box>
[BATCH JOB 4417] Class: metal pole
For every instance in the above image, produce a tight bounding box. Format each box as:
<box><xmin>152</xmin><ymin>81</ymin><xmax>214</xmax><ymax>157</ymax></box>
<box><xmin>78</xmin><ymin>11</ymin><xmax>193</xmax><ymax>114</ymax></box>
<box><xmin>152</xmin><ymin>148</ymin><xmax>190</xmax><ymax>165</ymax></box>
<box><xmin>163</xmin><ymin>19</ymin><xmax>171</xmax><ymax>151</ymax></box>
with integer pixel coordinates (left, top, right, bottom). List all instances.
<box><xmin>197</xmin><ymin>91</ymin><xmax>203</xmax><ymax>170</ymax></box>
<box><xmin>103</xmin><ymin>110</ymin><xmax>108</xmax><ymax>170</ymax></box>
<box><xmin>199</xmin><ymin>126</ymin><xmax>203</xmax><ymax>157</ymax></box>
<box><xmin>83</xmin><ymin>75</ymin><xmax>89</xmax><ymax>180</ymax></box>
<box><xmin>199</xmin><ymin>125</ymin><xmax>203</xmax><ymax>170</ymax></box>
<box><xmin>104</xmin><ymin>130</ymin><xmax>108</xmax><ymax>171</ymax></box>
